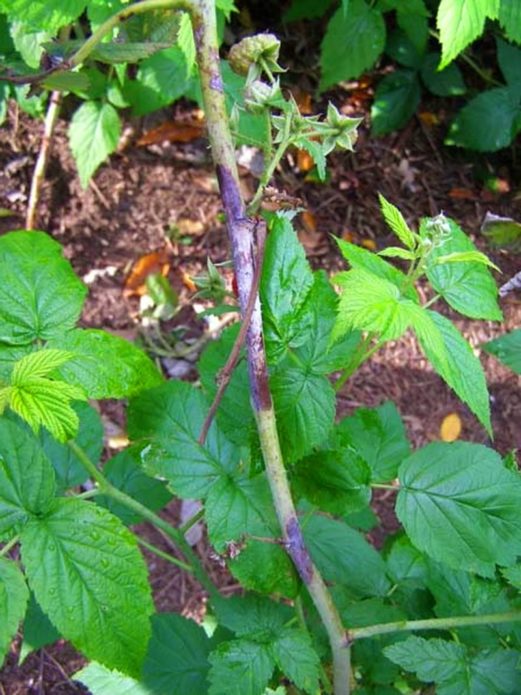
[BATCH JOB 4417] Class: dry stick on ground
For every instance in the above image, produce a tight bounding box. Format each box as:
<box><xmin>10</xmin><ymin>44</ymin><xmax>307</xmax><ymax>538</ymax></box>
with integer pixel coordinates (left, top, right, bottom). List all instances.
<box><xmin>191</xmin><ymin>2</ymin><xmax>351</xmax><ymax>693</ymax></box>
<box><xmin>26</xmin><ymin>90</ymin><xmax>62</xmax><ymax>229</ymax></box>
<box><xmin>198</xmin><ymin>219</ymin><xmax>266</xmax><ymax>445</ymax></box>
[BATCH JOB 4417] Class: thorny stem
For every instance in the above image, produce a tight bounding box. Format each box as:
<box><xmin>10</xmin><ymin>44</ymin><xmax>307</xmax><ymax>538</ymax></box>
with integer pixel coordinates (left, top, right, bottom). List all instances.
<box><xmin>349</xmin><ymin>611</ymin><xmax>521</xmax><ymax>641</ymax></box>
<box><xmin>68</xmin><ymin>441</ymin><xmax>219</xmax><ymax>601</ymax></box>
<box><xmin>191</xmin><ymin>2</ymin><xmax>351</xmax><ymax>693</ymax></box>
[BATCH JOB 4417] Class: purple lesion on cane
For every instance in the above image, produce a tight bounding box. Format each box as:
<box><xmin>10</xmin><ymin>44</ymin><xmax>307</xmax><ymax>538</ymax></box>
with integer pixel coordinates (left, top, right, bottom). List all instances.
<box><xmin>210</xmin><ymin>72</ymin><xmax>223</xmax><ymax>92</ymax></box>
<box><xmin>286</xmin><ymin>517</ymin><xmax>313</xmax><ymax>584</ymax></box>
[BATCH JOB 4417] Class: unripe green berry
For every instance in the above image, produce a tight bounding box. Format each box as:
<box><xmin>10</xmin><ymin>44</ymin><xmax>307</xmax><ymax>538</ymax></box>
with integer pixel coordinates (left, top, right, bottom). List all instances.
<box><xmin>228</xmin><ymin>34</ymin><xmax>281</xmax><ymax>76</ymax></box>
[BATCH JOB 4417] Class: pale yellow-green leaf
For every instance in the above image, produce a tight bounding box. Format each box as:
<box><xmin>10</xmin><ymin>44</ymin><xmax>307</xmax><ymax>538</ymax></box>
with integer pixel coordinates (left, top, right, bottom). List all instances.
<box><xmin>12</xmin><ymin>349</ymin><xmax>74</xmax><ymax>384</ymax></box>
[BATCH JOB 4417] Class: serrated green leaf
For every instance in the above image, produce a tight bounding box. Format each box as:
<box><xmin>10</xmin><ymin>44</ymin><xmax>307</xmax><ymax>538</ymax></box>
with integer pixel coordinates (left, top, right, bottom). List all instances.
<box><xmin>437</xmin><ymin>0</ymin><xmax>493</xmax><ymax>69</ymax></box>
<box><xmin>384</xmin><ymin>635</ymin><xmax>466</xmax><ymax>683</ymax></box>
<box><xmin>271</xmin><ymin>365</ymin><xmax>335</xmax><ymax>463</ymax></box>
<box><xmin>221</xmin><ymin>61</ymin><xmax>270</xmax><ymax>148</ymax></box>
<box><xmin>302</xmin><ymin>511</ymin><xmax>390</xmax><ymax>597</ymax></box>
<box><xmin>320</xmin><ymin>1</ymin><xmax>386</xmax><ymax>90</ymax></box>
<box><xmin>271</xmin><ymin>628</ymin><xmax>320</xmax><ymax>694</ymax></box>
<box><xmin>371</xmin><ymin>69</ymin><xmax>421</xmax><ymax>135</ymax></box>
<box><xmin>214</xmin><ymin>594</ymin><xmax>292</xmax><ymax>638</ymax></box>
<box><xmin>40</xmin><ymin>401</ymin><xmax>103</xmax><ymax>491</ymax></box>
<box><xmin>483</xmin><ymin>329</ymin><xmax>521</xmax><ymax>374</ymax></box>
<box><xmin>261</xmin><ymin>215</ymin><xmax>314</xmax><ymax>362</ymax></box>
<box><xmin>0</xmin><ymin>556</ymin><xmax>29</xmax><ymax>667</ymax></box>
<box><xmin>333</xmin><ymin>268</ymin><xmax>422</xmax><ymax>342</ymax></box>
<box><xmin>378</xmin><ymin>247</ymin><xmax>415</xmax><ymax>260</ymax></box>
<box><xmin>413</xmin><ymin>310</ymin><xmax>491</xmax><ymax>433</ymax></box>
<box><xmin>497</xmin><ymin>37</ymin><xmax>521</xmax><ymax>88</ymax></box>
<box><xmin>446</xmin><ymin>87</ymin><xmax>521</xmax><ymax>152</ymax></box>
<box><xmin>502</xmin><ymin>565</ymin><xmax>521</xmax><ymax>590</ymax></box>
<box><xmin>9</xmin><ymin>21</ymin><xmax>51</xmax><ymax>69</ymax></box>
<box><xmin>74</xmin><ymin>662</ymin><xmax>149</xmax><ymax>695</ymax></box>
<box><xmin>0</xmin><ymin>231</ymin><xmax>86</xmax><ymax>346</ymax></box>
<box><xmin>96</xmin><ymin>446</ymin><xmax>172</xmax><ymax>525</ymax></box>
<box><xmin>199</xmin><ymin>324</ymin><xmax>255</xmax><ymax>444</ymax></box>
<box><xmin>20</xmin><ymin>593</ymin><xmax>60</xmax><ymax>663</ymax></box>
<box><xmin>177</xmin><ymin>12</ymin><xmax>196</xmax><ymax>75</ymax></box>
<box><xmin>87</xmin><ymin>0</ymin><xmax>127</xmax><ymax>28</ymax></box>
<box><xmin>205</xmin><ymin>473</ymin><xmax>278</xmax><ymax>552</ymax></box>
<box><xmin>0</xmin><ymin>419</ymin><xmax>55</xmax><ymax>538</ymax></box>
<box><xmin>21</xmin><ymin>498</ymin><xmax>154</xmax><ymax>677</ymax></box>
<box><xmin>296</xmin><ymin>139</ymin><xmax>327</xmax><ymax>180</ymax></box>
<box><xmin>396</xmin><ymin>442</ymin><xmax>521</xmax><ymax>576</ymax></box>
<box><xmin>397</xmin><ymin>4</ymin><xmax>429</xmax><ymax>55</ymax></box>
<box><xmin>420</xmin><ymin>52</ymin><xmax>466</xmax><ymax>96</ymax></box>
<box><xmin>378</xmin><ymin>195</ymin><xmax>416</xmax><ymax>249</ymax></box>
<box><xmin>292</xmin><ymin>449</ymin><xmax>371</xmax><ymax>515</ymax></box>
<box><xmin>335</xmin><ymin>401</ymin><xmax>411</xmax><ymax>482</ymax></box>
<box><xmin>386</xmin><ymin>534</ymin><xmax>428</xmax><ymax>586</ymax></box>
<box><xmin>229</xmin><ymin>540</ymin><xmax>298</xmax><ymax>598</ymax></box>
<box><xmin>0</xmin><ymin>0</ymin><xmax>87</xmax><ymax>32</ymax></box>
<box><xmin>50</xmin><ymin>328</ymin><xmax>163</xmax><ymax>399</ymax></box>
<box><xmin>92</xmin><ymin>41</ymin><xmax>171</xmax><ymax>64</ymax></box>
<box><xmin>142</xmin><ymin>613</ymin><xmax>214</xmax><ymax>694</ymax></box>
<box><xmin>386</xmin><ymin>30</ymin><xmax>424</xmax><ymax>68</ymax></box>
<box><xmin>69</xmin><ymin>101</ymin><xmax>121</xmax><ymax>188</ymax></box>
<box><xmin>434</xmin><ymin>250</ymin><xmax>500</xmax><ymax>271</ymax></box>
<box><xmin>500</xmin><ymin>0</ymin><xmax>521</xmax><ymax>44</ymax></box>
<box><xmin>422</xmin><ymin>217</ymin><xmax>502</xmax><ymax>320</ymax></box>
<box><xmin>335</xmin><ymin>238</ymin><xmax>419</xmax><ymax>301</ymax></box>
<box><xmin>284</xmin><ymin>0</ymin><xmax>334</xmax><ymax>21</ymax></box>
<box><xmin>209</xmin><ymin>639</ymin><xmax>274</xmax><ymax>695</ymax></box>
<box><xmin>12</xmin><ymin>349</ymin><xmax>72</xmax><ymax>382</ymax></box>
<box><xmin>128</xmin><ymin>380</ymin><xmax>239</xmax><ymax>499</ymax></box>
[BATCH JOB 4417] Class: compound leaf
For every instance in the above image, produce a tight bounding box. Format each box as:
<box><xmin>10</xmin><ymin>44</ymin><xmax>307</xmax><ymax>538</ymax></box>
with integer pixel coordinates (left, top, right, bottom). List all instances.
<box><xmin>69</xmin><ymin>100</ymin><xmax>121</xmax><ymax>188</ymax></box>
<box><xmin>21</xmin><ymin>498</ymin><xmax>154</xmax><ymax>677</ymax></box>
<box><xmin>0</xmin><ymin>419</ymin><xmax>55</xmax><ymax>539</ymax></box>
<box><xmin>412</xmin><ymin>310</ymin><xmax>491</xmax><ymax>433</ymax></box>
<box><xmin>396</xmin><ymin>442</ymin><xmax>521</xmax><ymax>576</ymax></box>
<box><xmin>320</xmin><ymin>1</ymin><xmax>386</xmax><ymax>90</ymax></box>
<box><xmin>0</xmin><ymin>557</ymin><xmax>29</xmax><ymax>667</ymax></box>
<box><xmin>51</xmin><ymin>328</ymin><xmax>163</xmax><ymax>399</ymax></box>
<box><xmin>0</xmin><ymin>231</ymin><xmax>86</xmax><ymax>346</ymax></box>
<box><xmin>483</xmin><ymin>329</ymin><xmax>521</xmax><ymax>374</ymax></box>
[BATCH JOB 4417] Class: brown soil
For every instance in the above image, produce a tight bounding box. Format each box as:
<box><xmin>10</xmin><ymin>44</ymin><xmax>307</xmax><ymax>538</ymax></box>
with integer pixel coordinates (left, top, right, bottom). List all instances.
<box><xmin>0</xmin><ymin>79</ymin><xmax>520</xmax><ymax>693</ymax></box>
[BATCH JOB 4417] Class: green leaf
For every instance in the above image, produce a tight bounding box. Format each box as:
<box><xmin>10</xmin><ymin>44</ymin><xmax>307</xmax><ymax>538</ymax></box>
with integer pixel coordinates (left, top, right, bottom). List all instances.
<box><xmin>378</xmin><ymin>247</ymin><xmax>415</xmax><ymax>260</ymax></box>
<box><xmin>320</xmin><ymin>1</ymin><xmax>386</xmax><ymax>90</ymax></box>
<box><xmin>378</xmin><ymin>194</ymin><xmax>416</xmax><ymax>249</ymax></box>
<box><xmin>422</xmin><ymin>217</ymin><xmax>502</xmax><ymax>320</ymax></box>
<box><xmin>0</xmin><ymin>557</ymin><xmax>29</xmax><ymax>667</ymax></box>
<box><xmin>420</xmin><ymin>52</ymin><xmax>466</xmax><ymax>96</ymax></box>
<box><xmin>413</xmin><ymin>310</ymin><xmax>491</xmax><ymax>433</ymax></box>
<box><xmin>335</xmin><ymin>238</ymin><xmax>419</xmax><ymax>301</ymax></box>
<box><xmin>12</xmin><ymin>349</ymin><xmax>73</xmax><ymax>381</ymax></box>
<box><xmin>433</xmin><ymin>250</ymin><xmax>500</xmax><ymax>271</ymax></box>
<box><xmin>50</xmin><ymin>328</ymin><xmax>163</xmax><ymax>399</ymax></box>
<box><xmin>20</xmin><ymin>593</ymin><xmax>60</xmax><ymax>663</ymax></box>
<box><xmin>396</xmin><ymin>441</ymin><xmax>521</xmax><ymax>576</ymax></box>
<box><xmin>96</xmin><ymin>446</ymin><xmax>172</xmax><ymax>525</ymax></box>
<box><xmin>229</xmin><ymin>540</ymin><xmax>298</xmax><ymax>598</ymax></box>
<box><xmin>437</xmin><ymin>0</ymin><xmax>494</xmax><ymax>69</ymax></box>
<box><xmin>386</xmin><ymin>30</ymin><xmax>424</xmax><ymax>68</ymax></box>
<box><xmin>92</xmin><ymin>41</ymin><xmax>171</xmax><ymax>64</ymax></box>
<box><xmin>497</xmin><ymin>37</ymin><xmax>521</xmax><ymax>88</ymax></box>
<box><xmin>499</xmin><ymin>0</ymin><xmax>521</xmax><ymax>44</ymax></box>
<box><xmin>69</xmin><ymin>101</ymin><xmax>121</xmax><ymax>188</ymax></box>
<box><xmin>302</xmin><ymin>511</ymin><xmax>390</xmax><ymax>597</ymax></box>
<box><xmin>0</xmin><ymin>419</ymin><xmax>55</xmax><ymax>539</ymax></box>
<box><xmin>292</xmin><ymin>449</ymin><xmax>371</xmax><ymax>515</ymax></box>
<box><xmin>296</xmin><ymin>139</ymin><xmax>326</xmax><ymax>181</ymax></box>
<box><xmin>215</xmin><ymin>594</ymin><xmax>292</xmax><ymax>638</ymax></box>
<box><xmin>87</xmin><ymin>0</ymin><xmax>127</xmax><ymax>27</ymax></box>
<box><xmin>0</xmin><ymin>231</ymin><xmax>86</xmax><ymax>346</ymax></box>
<box><xmin>483</xmin><ymin>329</ymin><xmax>521</xmax><ymax>374</ymax></box>
<box><xmin>371</xmin><ymin>69</ymin><xmax>421</xmax><ymax>135</ymax></box>
<box><xmin>143</xmin><ymin>613</ymin><xmax>214</xmax><ymax>694</ymax></box>
<box><xmin>290</xmin><ymin>272</ymin><xmax>362</xmax><ymax>374</ymax></box>
<box><xmin>271</xmin><ymin>628</ymin><xmax>320</xmax><ymax>694</ymax></box>
<box><xmin>0</xmin><ymin>0</ymin><xmax>87</xmax><ymax>32</ymax></box>
<box><xmin>335</xmin><ymin>401</ymin><xmax>411</xmax><ymax>482</ymax></box>
<box><xmin>261</xmin><ymin>215</ymin><xmax>314</xmax><ymax>362</ymax></box>
<box><xmin>333</xmin><ymin>268</ymin><xmax>423</xmax><ymax>342</ymax></box>
<box><xmin>21</xmin><ymin>498</ymin><xmax>154</xmax><ymax>677</ymax></box>
<box><xmin>385</xmin><ymin>636</ymin><xmax>521</xmax><ymax>695</ymax></box>
<box><xmin>10</xmin><ymin>21</ymin><xmax>51</xmax><ymax>69</ymax></box>
<box><xmin>396</xmin><ymin>4</ymin><xmax>429</xmax><ymax>55</ymax></box>
<box><xmin>221</xmin><ymin>61</ymin><xmax>270</xmax><ymax>148</ymax></box>
<box><xmin>39</xmin><ymin>401</ymin><xmax>103</xmax><ymax>491</ymax></box>
<box><xmin>284</xmin><ymin>0</ymin><xmax>334</xmax><ymax>21</ymax></box>
<box><xmin>446</xmin><ymin>87</ymin><xmax>521</xmax><ymax>151</ymax></box>
<box><xmin>199</xmin><ymin>324</ymin><xmax>255</xmax><ymax>444</ymax></box>
<box><xmin>205</xmin><ymin>473</ymin><xmax>278</xmax><ymax>552</ymax></box>
<box><xmin>271</xmin><ymin>365</ymin><xmax>335</xmax><ymax>463</ymax></box>
<box><xmin>74</xmin><ymin>662</ymin><xmax>149</xmax><ymax>695</ymax></box>
<box><xmin>124</xmin><ymin>46</ymin><xmax>190</xmax><ymax>117</ymax></box>
<box><xmin>128</xmin><ymin>380</ymin><xmax>239</xmax><ymax>499</ymax></box>
<box><xmin>209</xmin><ymin>639</ymin><xmax>274</xmax><ymax>695</ymax></box>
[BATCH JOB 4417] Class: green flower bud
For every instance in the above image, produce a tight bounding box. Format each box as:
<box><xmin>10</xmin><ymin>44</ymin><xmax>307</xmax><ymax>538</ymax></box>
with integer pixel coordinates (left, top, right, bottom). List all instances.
<box><xmin>244</xmin><ymin>79</ymin><xmax>280</xmax><ymax>114</ymax></box>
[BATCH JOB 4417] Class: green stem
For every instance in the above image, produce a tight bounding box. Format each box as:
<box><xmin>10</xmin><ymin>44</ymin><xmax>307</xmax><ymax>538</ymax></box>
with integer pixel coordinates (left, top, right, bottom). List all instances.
<box><xmin>334</xmin><ymin>334</ymin><xmax>379</xmax><ymax>393</ymax></box>
<box><xmin>423</xmin><ymin>293</ymin><xmax>441</xmax><ymax>309</ymax></box>
<box><xmin>349</xmin><ymin>611</ymin><xmax>521</xmax><ymax>641</ymax></box>
<box><xmin>248</xmin><ymin>135</ymin><xmax>292</xmax><ymax>215</ymax></box>
<box><xmin>0</xmin><ymin>535</ymin><xmax>20</xmax><ymax>557</ymax></box>
<box><xmin>137</xmin><ymin>536</ymin><xmax>193</xmax><ymax>572</ymax></box>
<box><xmin>68</xmin><ymin>441</ymin><xmax>219</xmax><ymax>601</ymax></box>
<box><xmin>179</xmin><ymin>506</ymin><xmax>205</xmax><ymax>534</ymax></box>
<box><xmin>371</xmin><ymin>483</ymin><xmax>398</xmax><ymax>491</ymax></box>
